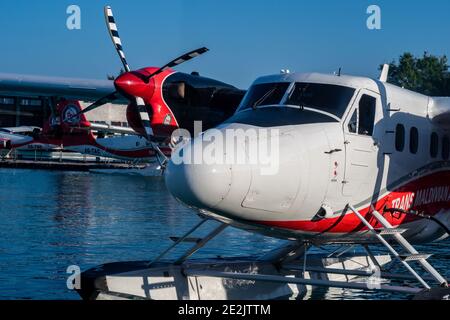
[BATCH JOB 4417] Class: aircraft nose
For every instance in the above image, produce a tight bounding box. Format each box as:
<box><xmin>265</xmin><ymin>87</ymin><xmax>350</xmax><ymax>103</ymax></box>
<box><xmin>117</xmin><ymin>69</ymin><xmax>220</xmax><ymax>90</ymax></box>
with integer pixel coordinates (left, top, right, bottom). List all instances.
<box><xmin>165</xmin><ymin>141</ymin><xmax>232</xmax><ymax>209</ymax></box>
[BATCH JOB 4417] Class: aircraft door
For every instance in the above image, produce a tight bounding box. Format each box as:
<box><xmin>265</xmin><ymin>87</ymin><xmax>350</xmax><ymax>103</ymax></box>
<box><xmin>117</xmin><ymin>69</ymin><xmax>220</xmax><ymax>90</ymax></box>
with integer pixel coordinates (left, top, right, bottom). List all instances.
<box><xmin>342</xmin><ymin>90</ymin><xmax>380</xmax><ymax>197</ymax></box>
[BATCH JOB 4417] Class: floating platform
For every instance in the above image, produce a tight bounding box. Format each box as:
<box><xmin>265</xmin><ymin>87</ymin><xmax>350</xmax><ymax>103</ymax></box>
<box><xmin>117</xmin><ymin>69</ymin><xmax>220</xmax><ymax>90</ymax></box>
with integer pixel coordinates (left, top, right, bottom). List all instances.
<box><xmin>75</xmin><ymin>218</ymin><xmax>450</xmax><ymax>300</ymax></box>
<box><xmin>77</xmin><ymin>253</ymin><xmax>395</xmax><ymax>300</ymax></box>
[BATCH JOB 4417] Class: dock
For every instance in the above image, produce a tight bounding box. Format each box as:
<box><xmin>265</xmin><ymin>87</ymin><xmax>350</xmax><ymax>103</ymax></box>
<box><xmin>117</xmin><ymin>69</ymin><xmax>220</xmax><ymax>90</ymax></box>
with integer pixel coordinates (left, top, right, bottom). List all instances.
<box><xmin>0</xmin><ymin>159</ymin><xmax>144</xmax><ymax>172</ymax></box>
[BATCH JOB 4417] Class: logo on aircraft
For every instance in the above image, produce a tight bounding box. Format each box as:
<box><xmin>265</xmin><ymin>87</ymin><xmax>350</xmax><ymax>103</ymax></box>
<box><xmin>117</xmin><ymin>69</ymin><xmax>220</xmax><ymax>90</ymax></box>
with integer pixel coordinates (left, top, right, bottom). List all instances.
<box><xmin>63</xmin><ymin>104</ymin><xmax>81</xmax><ymax>125</ymax></box>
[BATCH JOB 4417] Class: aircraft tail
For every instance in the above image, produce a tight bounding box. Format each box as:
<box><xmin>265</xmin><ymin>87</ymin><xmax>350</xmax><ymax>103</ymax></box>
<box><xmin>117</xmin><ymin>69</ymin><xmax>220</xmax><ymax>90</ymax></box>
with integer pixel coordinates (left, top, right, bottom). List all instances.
<box><xmin>44</xmin><ymin>100</ymin><xmax>91</xmax><ymax>134</ymax></box>
<box><xmin>43</xmin><ymin>100</ymin><xmax>94</xmax><ymax>140</ymax></box>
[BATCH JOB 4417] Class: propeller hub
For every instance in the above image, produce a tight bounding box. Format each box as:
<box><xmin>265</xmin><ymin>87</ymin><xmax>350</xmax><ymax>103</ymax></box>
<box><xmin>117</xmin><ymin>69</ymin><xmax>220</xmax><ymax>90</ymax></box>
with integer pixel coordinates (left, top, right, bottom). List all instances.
<box><xmin>114</xmin><ymin>71</ymin><xmax>155</xmax><ymax>100</ymax></box>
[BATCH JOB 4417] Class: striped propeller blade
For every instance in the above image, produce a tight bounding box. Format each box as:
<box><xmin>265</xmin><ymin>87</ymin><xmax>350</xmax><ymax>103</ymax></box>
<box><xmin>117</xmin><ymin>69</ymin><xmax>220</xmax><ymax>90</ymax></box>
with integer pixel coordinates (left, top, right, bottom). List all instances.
<box><xmin>135</xmin><ymin>97</ymin><xmax>169</xmax><ymax>162</ymax></box>
<box><xmin>135</xmin><ymin>97</ymin><xmax>153</xmax><ymax>138</ymax></box>
<box><xmin>145</xmin><ymin>47</ymin><xmax>209</xmax><ymax>81</ymax></box>
<box><xmin>104</xmin><ymin>6</ymin><xmax>131</xmax><ymax>73</ymax></box>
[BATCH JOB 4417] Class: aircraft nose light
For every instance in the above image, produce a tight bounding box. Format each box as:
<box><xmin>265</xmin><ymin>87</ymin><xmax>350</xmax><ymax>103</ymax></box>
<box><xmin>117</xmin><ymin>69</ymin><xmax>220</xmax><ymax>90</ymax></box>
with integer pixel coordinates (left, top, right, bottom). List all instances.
<box><xmin>165</xmin><ymin>144</ymin><xmax>232</xmax><ymax>209</ymax></box>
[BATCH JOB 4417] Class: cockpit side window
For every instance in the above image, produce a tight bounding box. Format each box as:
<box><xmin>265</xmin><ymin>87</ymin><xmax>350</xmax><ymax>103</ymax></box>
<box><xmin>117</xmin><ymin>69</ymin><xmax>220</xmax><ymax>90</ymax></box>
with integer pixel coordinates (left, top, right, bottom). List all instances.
<box><xmin>346</xmin><ymin>94</ymin><xmax>377</xmax><ymax>136</ymax></box>
<box><xmin>348</xmin><ymin>109</ymin><xmax>357</xmax><ymax>133</ymax></box>
<box><xmin>239</xmin><ymin>82</ymin><xmax>290</xmax><ymax>111</ymax></box>
<box><xmin>358</xmin><ymin>94</ymin><xmax>376</xmax><ymax>136</ymax></box>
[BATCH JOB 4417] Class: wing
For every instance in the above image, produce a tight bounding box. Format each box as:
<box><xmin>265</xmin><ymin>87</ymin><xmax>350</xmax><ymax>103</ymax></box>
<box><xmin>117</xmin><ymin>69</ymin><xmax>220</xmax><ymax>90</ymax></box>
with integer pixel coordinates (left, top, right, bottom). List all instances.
<box><xmin>81</xmin><ymin>123</ymin><xmax>138</xmax><ymax>135</ymax></box>
<box><xmin>0</xmin><ymin>72</ymin><xmax>125</xmax><ymax>102</ymax></box>
<box><xmin>429</xmin><ymin>97</ymin><xmax>450</xmax><ymax>128</ymax></box>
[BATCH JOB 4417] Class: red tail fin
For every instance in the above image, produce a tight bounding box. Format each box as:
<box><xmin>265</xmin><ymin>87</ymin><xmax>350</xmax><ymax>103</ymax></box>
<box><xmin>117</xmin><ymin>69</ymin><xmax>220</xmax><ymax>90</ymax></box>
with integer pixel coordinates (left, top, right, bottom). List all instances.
<box><xmin>43</xmin><ymin>100</ymin><xmax>90</xmax><ymax>132</ymax></box>
<box><xmin>42</xmin><ymin>100</ymin><xmax>95</xmax><ymax>143</ymax></box>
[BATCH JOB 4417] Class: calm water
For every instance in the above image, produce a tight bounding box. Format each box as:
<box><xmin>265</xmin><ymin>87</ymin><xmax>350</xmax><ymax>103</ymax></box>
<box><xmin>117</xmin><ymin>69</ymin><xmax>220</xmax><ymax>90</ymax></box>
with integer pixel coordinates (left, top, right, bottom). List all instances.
<box><xmin>0</xmin><ymin>169</ymin><xmax>448</xmax><ymax>300</ymax></box>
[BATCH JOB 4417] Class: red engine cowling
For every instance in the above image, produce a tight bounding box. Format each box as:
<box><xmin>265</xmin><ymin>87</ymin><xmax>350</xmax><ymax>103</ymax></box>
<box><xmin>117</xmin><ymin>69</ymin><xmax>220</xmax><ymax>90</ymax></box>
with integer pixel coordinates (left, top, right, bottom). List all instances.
<box><xmin>116</xmin><ymin>67</ymin><xmax>180</xmax><ymax>139</ymax></box>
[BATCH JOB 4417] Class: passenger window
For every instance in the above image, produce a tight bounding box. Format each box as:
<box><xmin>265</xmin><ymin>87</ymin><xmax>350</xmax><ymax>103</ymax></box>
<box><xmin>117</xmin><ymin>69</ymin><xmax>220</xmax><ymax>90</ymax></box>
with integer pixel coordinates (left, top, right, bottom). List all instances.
<box><xmin>430</xmin><ymin>132</ymin><xmax>439</xmax><ymax>158</ymax></box>
<box><xmin>348</xmin><ymin>110</ymin><xmax>357</xmax><ymax>133</ymax></box>
<box><xmin>443</xmin><ymin>135</ymin><xmax>450</xmax><ymax>160</ymax></box>
<box><xmin>409</xmin><ymin>127</ymin><xmax>419</xmax><ymax>154</ymax></box>
<box><xmin>395</xmin><ymin>124</ymin><xmax>405</xmax><ymax>152</ymax></box>
<box><xmin>358</xmin><ymin>95</ymin><xmax>376</xmax><ymax>136</ymax></box>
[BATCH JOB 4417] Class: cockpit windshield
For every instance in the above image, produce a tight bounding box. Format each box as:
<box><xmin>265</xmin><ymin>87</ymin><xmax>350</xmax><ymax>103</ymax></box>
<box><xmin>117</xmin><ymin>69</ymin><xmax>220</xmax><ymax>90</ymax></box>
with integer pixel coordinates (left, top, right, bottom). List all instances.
<box><xmin>285</xmin><ymin>82</ymin><xmax>355</xmax><ymax>118</ymax></box>
<box><xmin>239</xmin><ymin>82</ymin><xmax>290</xmax><ymax>111</ymax></box>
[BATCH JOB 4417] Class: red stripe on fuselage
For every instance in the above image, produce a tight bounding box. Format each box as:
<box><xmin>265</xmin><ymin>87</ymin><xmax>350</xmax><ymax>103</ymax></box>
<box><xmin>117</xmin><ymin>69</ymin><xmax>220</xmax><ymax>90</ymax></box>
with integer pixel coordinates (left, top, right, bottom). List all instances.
<box><xmin>257</xmin><ymin>170</ymin><xmax>450</xmax><ymax>233</ymax></box>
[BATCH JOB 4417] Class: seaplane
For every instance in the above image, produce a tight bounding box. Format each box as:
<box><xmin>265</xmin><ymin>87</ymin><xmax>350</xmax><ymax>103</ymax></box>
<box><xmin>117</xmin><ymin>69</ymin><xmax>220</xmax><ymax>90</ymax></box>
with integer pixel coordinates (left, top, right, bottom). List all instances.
<box><xmin>0</xmin><ymin>99</ymin><xmax>173</xmax><ymax>163</ymax></box>
<box><xmin>76</xmin><ymin>64</ymin><xmax>450</xmax><ymax>300</ymax></box>
<box><xmin>0</xmin><ymin>6</ymin><xmax>245</xmax><ymax>169</ymax></box>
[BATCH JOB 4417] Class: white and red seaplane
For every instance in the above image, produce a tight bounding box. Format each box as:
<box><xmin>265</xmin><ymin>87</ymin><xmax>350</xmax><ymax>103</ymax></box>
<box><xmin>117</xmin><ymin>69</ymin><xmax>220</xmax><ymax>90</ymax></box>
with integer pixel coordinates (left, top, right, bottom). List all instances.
<box><xmin>3</xmin><ymin>3</ymin><xmax>447</xmax><ymax>300</ymax></box>
<box><xmin>77</xmin><ymin>63</ymin><xmax>450</xmax><ymax>300</ymax></box>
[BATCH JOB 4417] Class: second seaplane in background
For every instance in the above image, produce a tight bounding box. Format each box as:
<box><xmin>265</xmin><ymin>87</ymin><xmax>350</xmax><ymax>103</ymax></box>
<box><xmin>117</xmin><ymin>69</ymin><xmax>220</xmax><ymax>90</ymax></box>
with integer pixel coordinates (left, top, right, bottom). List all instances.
<box><xmin>0</xmin><ymin>99</ymin><xmax>171</xmax><ymax>165</ymax></box>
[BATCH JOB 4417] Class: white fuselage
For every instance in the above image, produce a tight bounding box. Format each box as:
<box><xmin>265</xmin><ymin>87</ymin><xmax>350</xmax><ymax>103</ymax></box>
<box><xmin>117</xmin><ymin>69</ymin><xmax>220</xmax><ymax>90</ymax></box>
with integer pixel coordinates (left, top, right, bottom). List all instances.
<box><xmin>165</xmin><ymin>72</ymin><xmax>450</xmax><ymax>244</ymax></box>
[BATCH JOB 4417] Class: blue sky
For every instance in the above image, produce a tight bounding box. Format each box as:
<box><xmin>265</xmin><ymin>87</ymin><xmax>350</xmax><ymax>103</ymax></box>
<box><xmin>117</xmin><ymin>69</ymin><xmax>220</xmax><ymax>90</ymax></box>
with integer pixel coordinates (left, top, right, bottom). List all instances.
<box><xmin>0</xmin><ymin>0</ymin><xmax>449</xmax><ymax>88</ymax></box>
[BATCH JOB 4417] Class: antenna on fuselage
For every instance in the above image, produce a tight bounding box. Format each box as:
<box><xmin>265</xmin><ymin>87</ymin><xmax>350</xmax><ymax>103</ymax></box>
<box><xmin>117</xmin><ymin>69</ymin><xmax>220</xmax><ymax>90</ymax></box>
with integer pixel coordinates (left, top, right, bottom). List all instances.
<box><xmin>334</xmin><ymin>67</ymin><xmax>342</xmax><ymax>76</ymax></box>
<box><xmin>379</xmin><ymin>64</ymin><xmax>390</xmax><ymax>82</ymax></box>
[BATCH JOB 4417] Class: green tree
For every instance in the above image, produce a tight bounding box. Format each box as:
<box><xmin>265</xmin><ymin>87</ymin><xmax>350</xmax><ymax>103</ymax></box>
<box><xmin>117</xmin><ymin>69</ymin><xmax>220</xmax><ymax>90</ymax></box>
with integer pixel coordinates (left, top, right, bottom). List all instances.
<box><xmin>382</xmin><ymin>52</ymin><xmax>450</xmax><ymax>96</ymax></box>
